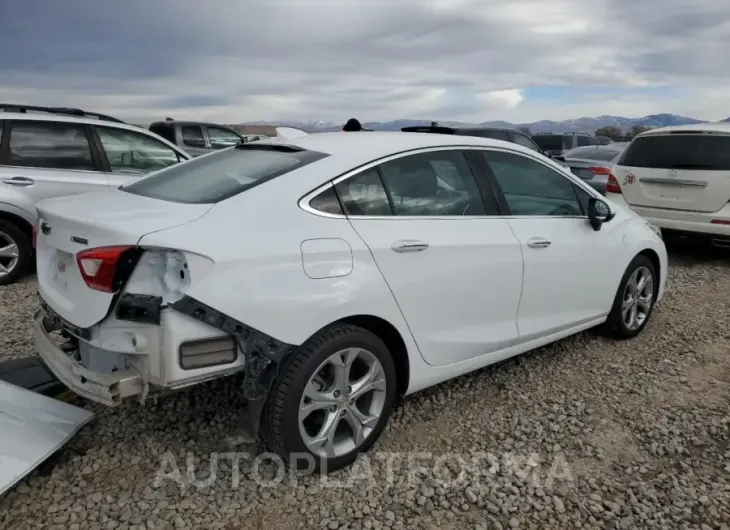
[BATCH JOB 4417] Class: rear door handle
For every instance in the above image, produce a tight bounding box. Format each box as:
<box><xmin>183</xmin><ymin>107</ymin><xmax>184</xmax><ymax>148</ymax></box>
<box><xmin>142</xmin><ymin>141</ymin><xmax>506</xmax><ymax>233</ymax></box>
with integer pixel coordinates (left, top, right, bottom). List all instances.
<box><xmin>526</xmin><ymin>238</ymin><xmax>551</xmax><ymax>249</ymax></box>
<box><xmin>2</xmin><ymin>176</ymin><xmax>35</xmax><ymax>187</ymax></box>
<box><xmin>391</xmin><ymin>240</ymin><xmax>429</xmax><ymax>253</ymax></box>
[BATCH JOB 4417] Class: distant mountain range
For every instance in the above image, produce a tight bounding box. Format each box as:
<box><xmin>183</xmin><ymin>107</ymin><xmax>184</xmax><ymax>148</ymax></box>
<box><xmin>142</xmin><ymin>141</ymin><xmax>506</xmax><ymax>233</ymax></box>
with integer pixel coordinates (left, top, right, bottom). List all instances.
<box><xmin>244</xmin><ymin>113</ymin><xmax>730</xmax><ymax>134</ymax></box>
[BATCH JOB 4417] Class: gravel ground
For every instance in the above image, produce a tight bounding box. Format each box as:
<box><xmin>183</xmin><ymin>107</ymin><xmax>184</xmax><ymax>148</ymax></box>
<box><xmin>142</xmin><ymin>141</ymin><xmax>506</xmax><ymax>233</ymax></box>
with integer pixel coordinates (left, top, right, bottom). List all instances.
<box><xmin>1</xmin><ymin>242</ymin><xmax>729</xmax><ymax>530</ymax></box>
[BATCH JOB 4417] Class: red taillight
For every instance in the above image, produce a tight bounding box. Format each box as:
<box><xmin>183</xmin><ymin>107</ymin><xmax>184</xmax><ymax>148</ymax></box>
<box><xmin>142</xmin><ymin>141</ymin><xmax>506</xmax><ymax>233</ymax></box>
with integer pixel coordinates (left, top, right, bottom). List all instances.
<box><xmin>711</xmin><ymin>219</ymin><xmax>730</xmax><ymax>225</ymax></box>
<box><xmin>76</xmin><ymin>245</ymin><xmax>134</xmax><ymax>293</ymax></box>
<box><xmin>32</xmin><ymin>225</ymin><xmax>38</xmax><ymax>249</ymax></box>
<box><xmin>605</xmin><ymin>173</ymin><xmax>622</xmax><ymax>194</ymax></box>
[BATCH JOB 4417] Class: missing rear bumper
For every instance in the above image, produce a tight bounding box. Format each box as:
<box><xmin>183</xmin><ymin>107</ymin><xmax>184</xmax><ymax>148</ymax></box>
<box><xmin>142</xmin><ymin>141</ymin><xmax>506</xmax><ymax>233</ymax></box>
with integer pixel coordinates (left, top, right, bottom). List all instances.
<box><xmin>169</xmin><ymin>296</ymin><xmax>296</xmax><ymax>440</ymax></box>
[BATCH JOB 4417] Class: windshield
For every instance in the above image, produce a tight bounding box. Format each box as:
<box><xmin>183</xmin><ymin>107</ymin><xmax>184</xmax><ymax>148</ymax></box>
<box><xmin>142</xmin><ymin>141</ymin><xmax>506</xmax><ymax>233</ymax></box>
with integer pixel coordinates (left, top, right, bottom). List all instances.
<box><xmin>618</xmin><ymin>133</ymin><xmax>730</xmax><ymax>170</ymax></box>
<box><xmin>122</xmin><ymin>145</ymin><xmax>328</xmax><ymax>204</ymax></box>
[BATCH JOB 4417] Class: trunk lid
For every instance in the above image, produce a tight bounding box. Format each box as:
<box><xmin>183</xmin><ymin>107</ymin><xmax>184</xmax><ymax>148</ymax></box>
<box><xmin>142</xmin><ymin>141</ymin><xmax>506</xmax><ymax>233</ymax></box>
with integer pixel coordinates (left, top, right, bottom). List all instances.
<box><xmin>36</xmin><ymin>190</ymin><xmax>212</xmax><ymax>328</ymax></box>
<box><xmin>614</xmin><ymin>132</ymin><xmax>730</xmax><ymax>212</ymax></box>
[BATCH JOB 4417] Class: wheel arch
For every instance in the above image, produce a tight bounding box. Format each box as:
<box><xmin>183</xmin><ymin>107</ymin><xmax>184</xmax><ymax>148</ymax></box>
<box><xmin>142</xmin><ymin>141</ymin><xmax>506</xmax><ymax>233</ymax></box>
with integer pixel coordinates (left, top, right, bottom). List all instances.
<box><xmin>0</xmin><ymin>208</ymin><xmax>34</xmax><ymax>240</ymax></box>
<box><xmin>333</xmin><ymin>314</ymin><xmax>410</xmax><ymax>397</ymax></box>
<box><xmin>637</xmin><ymin>247</ymin><xmax>661</xmax><ymax>293</ymax></box>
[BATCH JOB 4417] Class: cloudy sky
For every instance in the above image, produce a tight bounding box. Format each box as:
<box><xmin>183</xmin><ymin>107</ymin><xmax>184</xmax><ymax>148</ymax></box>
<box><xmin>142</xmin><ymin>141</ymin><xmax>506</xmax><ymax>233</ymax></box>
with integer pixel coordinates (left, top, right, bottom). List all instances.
<box><xmin>0</xmin><ymin>0</ymin><xmax>728</xmax><ymax>125</ymax></box>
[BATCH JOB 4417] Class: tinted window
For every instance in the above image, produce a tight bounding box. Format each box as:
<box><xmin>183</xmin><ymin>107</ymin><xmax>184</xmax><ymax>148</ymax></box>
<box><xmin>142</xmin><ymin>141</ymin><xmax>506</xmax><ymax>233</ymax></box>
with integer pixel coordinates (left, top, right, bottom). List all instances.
<box><xmin>335</xmin><ymin>168</ymin><xmax>392</xmax><ymax>216</ymax></box>
<box><xmin>123</xmin><ymin>145</ymin><xmax>328</xmax><ymax>204</ymax></box>
<box><xmin>97</xmin><ymin>127</ymin><xmax>181</xmax><ymax>175</ymax></box>
<box><xmin>8</xmin><ymin>122</ymin><xmax>94</xmax><ymax>171</ymax></box>
<box><xmin>564</xmin><ymin>146</ymin><xmax>621</xmax><ymax>161</ymax></box>
<box><xmin>482</xmin><ymin>151</ymin><xmax>583</xmax><ymax>216</ymax></box>
<box><xmin>618</xmin><ymin>134</ymin><xmax>730</xmax><ymax>170</ymax></box>
<box><xmin>308</xmin><ymin>186</ymin><xmax>343</xmax><ymax>215</ymax></box>
<box><xmin>476</xmin><ymin>130</ymin><xmax>510</xmax><ymax>141</ymax></box>
<box><xmin>181</xmin><ymin>125</ymin><xmax>206</xmax><ymax>148</ymax></box>
<box><xmin>149</xmin><ymin>123</ymin><xmax>176</xmax><ymax>144</ymax></box>
<box><xmin>207</xmin><ymin>127</ymin><xmax>241</xmax><ymax>149</ymax></box>
<box><xmin>378</xmin><ymin>151</ymin><xmax>486</xmax><ymax>216</ymax></box>
<box><xmin>577</xmin><ymin>135</ymin><xmax>599</xmax><ymax>147</ymax></box>
<box><xmin>512</xmin><ymin>133</ymin><xmax>539</xmax><ymax>151</ymax></box>
<box><xmin>532</xmin><ymin>135</ymin><xmax>564</xmax><ymax>151</ymax></box>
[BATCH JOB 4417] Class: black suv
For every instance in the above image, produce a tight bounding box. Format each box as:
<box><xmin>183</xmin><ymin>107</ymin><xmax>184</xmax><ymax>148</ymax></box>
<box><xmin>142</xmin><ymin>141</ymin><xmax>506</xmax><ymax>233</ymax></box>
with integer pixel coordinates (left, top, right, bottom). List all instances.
<box><xmin>401</xmin><ymin>124</ymin><xmax>547</xmax><ymax>155</ymax></box>
<box><xmin>149</xmin><ymin>119</ymin><xmax>245</xmax><ymax>157</ymax></box>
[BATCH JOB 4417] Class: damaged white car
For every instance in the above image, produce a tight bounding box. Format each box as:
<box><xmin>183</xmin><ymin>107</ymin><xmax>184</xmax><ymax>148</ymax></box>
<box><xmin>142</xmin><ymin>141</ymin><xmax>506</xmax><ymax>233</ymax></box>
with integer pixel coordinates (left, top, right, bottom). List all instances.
<box><xmin>34</xmin><ymin>132</ymin><xmax>667</xmax><ymax>472</ymax></box>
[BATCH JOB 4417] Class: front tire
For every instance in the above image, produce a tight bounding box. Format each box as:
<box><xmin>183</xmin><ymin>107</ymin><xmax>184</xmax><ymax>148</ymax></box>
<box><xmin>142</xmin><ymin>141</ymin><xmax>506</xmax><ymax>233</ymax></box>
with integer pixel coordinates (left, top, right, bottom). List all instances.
<box><xmin>604</xmin><ymin>254</ymin><xmax>657</xmax><ymax>339</ymax></box>
<box><xmin>263</xmin><ymin>324</ymin><xmax>397</xmax><ymax>473</ymax></box>
<box><xmin>0</xmin><ymin>220</ymin><xmax>31</xmax><ymax>286</ymax></box>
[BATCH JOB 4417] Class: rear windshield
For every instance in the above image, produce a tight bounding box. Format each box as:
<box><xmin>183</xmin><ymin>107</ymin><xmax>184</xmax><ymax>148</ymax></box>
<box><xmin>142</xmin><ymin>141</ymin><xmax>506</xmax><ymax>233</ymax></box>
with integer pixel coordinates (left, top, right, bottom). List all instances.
<box><xmin>122</xmin><ymin>144</ymin><xmax>328</xmax><ymax>204</ymax></box>
<box><xmin>564</xmin><ymin>146</ymin><xmax>622</xmax><ymax>162</ymax></box>
<box><xmin>618</xmin><ymin>133</ymin><xmax>730</xmax><ymax>170</ymax></box>
<box><xmin>532</xmin><ymin>135</ymin><xmax>568</xmax><ymax>150</ymax></box>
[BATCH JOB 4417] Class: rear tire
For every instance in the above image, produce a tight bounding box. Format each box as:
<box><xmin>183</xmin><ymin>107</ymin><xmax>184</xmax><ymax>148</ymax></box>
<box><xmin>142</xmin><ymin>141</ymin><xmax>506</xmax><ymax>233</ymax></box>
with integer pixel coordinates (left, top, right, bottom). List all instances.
<box><xmin>262</xmin><ymin>323</ymin><xmax>397</xmax><ymax>473</ymax></box>
<box><xmin>0</xmin><ymin>220</ymin><xmax>31</xmax><ymax>286</ymax></box>
<box><xmin>603</xmin><ymin>255</ymin><xmax>657</xmax><ymax>339</ymax></box>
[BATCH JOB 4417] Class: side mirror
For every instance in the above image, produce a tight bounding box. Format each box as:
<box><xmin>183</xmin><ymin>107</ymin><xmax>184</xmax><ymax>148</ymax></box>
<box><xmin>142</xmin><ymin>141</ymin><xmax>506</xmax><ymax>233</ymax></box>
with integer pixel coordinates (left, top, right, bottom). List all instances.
<box><xmin>543</xmin><ymin>149</ymin><xmax>553</xmax><ymax>158</ymax></box>
<box><xmin>588</xmin><ymin>197</ymin><xmax>615</xmax><ymax>231</ymax></box>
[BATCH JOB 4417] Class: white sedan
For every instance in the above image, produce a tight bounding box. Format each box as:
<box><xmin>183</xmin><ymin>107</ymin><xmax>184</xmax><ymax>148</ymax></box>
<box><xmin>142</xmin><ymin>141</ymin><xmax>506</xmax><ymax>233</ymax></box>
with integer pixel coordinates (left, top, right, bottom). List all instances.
<box><xmin>33</xmin><ymin>132</ymin><xmax>667</xmax><ymax>472</ymax></box>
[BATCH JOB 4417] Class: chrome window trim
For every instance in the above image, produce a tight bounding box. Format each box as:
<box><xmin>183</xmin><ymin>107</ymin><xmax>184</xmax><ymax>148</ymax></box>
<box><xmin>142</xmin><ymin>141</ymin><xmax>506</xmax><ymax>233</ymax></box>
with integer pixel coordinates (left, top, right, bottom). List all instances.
<box><xmin>298</xmin><ymin>144</ymin><xmax>603</xmax><ymax>220</ymax></box>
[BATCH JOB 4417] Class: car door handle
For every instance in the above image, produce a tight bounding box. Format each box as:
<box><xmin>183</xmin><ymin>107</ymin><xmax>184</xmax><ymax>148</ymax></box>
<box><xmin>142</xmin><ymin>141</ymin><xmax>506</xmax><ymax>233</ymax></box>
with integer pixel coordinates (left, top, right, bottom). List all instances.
<box><xmin>2</xmin><ymin>176</ymin><xmax>35</xmax><ymax>187</ymax></box>
<box><xmin>526</xmin><ymin>238</ymin><xmax>551</xmax><ymax>249</ymax></box>
<box><xmin>391</xmin><ymin>240</ymin><xmax>429</xmax><ymax>253</ymax></box>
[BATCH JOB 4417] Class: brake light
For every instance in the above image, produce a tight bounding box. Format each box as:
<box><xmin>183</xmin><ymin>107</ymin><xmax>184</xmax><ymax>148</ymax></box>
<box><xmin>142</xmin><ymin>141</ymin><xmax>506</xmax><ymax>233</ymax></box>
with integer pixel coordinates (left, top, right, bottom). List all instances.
<box><xmin>711</xmin><ymin>219</ymin><xmax>730</xmax><ymax>225</ymax></box>
<box><xmin>605</xmin><ymin>173</ymin><xmax>622</xmax><ymax>194</ymax></box>
<box><xmin>32</xmin><ymin>225</ymin><xmax>38</xmax><ymax>249</ymax></box>
<box><xmin>76</xmin><ymin>245</ymin><xmax>134</xmax><ymax>293</ymax></box>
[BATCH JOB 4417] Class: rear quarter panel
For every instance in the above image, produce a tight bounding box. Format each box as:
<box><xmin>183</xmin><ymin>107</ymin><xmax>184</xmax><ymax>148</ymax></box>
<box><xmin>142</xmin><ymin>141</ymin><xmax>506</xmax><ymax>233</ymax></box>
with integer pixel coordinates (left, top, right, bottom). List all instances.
<box><xmin>137</xmin><ymin>185</ymin><xmax>420</xmax><ymax>354</ymax></box>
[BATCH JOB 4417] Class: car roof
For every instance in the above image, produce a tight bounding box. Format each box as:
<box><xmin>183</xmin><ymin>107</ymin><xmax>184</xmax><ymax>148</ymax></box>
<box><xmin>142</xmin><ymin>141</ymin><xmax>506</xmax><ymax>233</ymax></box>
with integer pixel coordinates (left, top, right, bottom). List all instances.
<box><xmin>638</xmin><ymin>122</ymin><xmax>730</xmax><ymax>136</ymax></box>
<box><xmin>257</xmin><ymin>131</ymin><xmax>548</xmax><ymax>169</ymax></box>
<box><xmin>1</xmin><ymin>111</ymin><xmax>148</xmax><ymax>133</ymax></box>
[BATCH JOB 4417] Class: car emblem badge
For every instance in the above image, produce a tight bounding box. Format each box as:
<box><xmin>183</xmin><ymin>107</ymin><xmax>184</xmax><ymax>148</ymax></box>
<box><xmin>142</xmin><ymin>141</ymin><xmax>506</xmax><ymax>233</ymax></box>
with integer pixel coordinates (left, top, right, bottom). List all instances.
<box><xmin>624</xmin><ymin>173</ymin><xmax>635</xmax><ymax>185</ymax></box>
<box><xmin>667</xmin><ymin>169</ymin><xmax>678</xmax><ymax>179</ymax></box>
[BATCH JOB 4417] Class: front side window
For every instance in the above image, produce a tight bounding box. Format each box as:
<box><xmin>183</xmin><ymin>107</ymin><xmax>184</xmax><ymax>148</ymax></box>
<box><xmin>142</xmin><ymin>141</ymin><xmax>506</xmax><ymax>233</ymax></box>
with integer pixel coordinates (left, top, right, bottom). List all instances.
<box><xmin>207</xmin><ymin>126</ymin><xmax>241</xmax><ymax>149</ymax></box>
<box><xmin>123</xmin><ymin>145</ymin><xmax>328</xmax><ymax>204</ymax></box>
<box><xmin>377</xmin><ymin>150</ymin><xmax>486</xmax><ymax>216</ymax></box>
<box><xmin>8</xmin><ymin>122</ymin><xmax>94</xmax><ymax>171</ymax></box>
<box><xmin>577</xmin><ymin>135</ymin><xmax>599</xmax><ymax>147</ymax></box>
<box><xmin>97</xmin><ymin>127</ymin><xmax>181</xmax><ymax>175</ymax></box>
<box><xmin>481</xmin><ymin>151</ymin><xmax>583</xmax><ymax>216</ymax></box>
<box><xmin>181</xmin><ymin>125</ymin><xmax>206</xmax><ymax>148</ymax></box>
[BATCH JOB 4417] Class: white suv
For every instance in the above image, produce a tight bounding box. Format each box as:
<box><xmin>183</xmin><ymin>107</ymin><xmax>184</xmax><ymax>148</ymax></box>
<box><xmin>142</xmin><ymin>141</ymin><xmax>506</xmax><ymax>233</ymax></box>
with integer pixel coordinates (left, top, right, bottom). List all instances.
<box><xmin>610</xmin><ymin>123</ymin><xmax>730</xmax><ymax>247</ymax></box>
<box><xmin>0</xmin><ymin>104</ymin><xmax>192</xmax><ymax>285</ymax></box>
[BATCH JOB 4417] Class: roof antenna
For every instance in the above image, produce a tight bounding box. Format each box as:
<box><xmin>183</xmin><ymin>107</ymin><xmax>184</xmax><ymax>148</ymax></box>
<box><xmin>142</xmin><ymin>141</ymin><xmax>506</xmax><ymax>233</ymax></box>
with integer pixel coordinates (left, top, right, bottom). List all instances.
<box><xmin>430</xmin><ymin>121</ymin><xmax>438</xmax><ymax>127</ymax></box>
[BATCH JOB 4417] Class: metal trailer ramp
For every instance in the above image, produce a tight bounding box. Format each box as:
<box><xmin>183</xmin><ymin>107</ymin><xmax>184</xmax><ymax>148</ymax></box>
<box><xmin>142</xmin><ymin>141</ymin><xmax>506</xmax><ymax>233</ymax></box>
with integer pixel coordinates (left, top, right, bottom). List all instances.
<box><xmin>0</xmin><ymin>357</ymin><xmax>93</xmax><ymax>496</ymax></box>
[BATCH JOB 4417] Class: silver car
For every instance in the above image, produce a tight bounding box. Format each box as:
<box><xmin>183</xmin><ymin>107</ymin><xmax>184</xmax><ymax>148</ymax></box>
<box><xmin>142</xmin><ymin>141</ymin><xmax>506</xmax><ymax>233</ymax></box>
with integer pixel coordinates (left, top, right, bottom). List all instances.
<box><xmin>557</xmin><ymin>143</ymin><xmax>628</xmax><ymax>195</ymax></box>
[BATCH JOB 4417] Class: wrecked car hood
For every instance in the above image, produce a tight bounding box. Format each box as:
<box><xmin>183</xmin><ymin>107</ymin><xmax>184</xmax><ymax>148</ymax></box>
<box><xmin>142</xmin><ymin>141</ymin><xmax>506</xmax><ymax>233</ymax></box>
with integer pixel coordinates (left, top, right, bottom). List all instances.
<box><xmin>0</xmin><ymin>381</ymin><xmax>93</xmax><ymax>496</ymax></box>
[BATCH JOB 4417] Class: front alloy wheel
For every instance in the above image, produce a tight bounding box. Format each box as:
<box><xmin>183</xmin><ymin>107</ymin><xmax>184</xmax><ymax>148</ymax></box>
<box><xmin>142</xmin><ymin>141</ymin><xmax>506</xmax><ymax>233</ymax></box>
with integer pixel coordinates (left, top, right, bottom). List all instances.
<box><xmin>264</xmin><ymin>324</ymin><xmax>397</xmax><ymax>472</ymax></box>
<box><xmin>605</xmin><ymin>254</ymin><xmax>658</xmax><ymax>338</ymax></box>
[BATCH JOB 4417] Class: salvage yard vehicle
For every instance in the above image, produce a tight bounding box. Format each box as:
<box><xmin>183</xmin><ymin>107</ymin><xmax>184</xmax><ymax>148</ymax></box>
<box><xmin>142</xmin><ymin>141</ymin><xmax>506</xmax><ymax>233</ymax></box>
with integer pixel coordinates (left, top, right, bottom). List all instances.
<box><xmin>148</xmin><ymin>119</ymin><xmax>245</xmax><ymax>157</ymax></box>
<box><xmin>0</xmin><ymin>104</ymin><xmax>192</xmax><ymax>286</ymax></box>
<box><xmin>33</xmin><ymin>131</ymin><xmax>667</xmax><ymax>472</ymax></box>
<box><xmin>610</xmin><ymin>123</ymin><xmax>730</xmax><ymax>248</ymax></box>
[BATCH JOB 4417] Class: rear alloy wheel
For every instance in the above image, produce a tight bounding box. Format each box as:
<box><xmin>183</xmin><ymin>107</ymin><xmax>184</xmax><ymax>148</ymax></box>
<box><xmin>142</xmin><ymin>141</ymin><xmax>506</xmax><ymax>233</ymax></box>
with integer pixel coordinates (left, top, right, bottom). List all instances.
<box><xmin>604</xmin><ymin>255</ymin><xmax>657</xmax><ymax>338</ymax></box>
<box><xmin>0</xmin><ymin>220</ymin><xmax>31</xmax><ymax>286</ymax></box>
<box><xmin>263</xmin><ymin>324</ymin><xmax>397</xmax><ymax>472</ymax></box>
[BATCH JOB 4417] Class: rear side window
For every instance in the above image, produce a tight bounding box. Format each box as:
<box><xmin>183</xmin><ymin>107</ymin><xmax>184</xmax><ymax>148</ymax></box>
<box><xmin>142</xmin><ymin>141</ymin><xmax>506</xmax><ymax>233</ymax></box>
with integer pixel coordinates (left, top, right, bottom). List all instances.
<box><xmin>181</xmin><ymin>125</ymin><xmax>206</xmax><ymax>148</ymax></box>
<box><xmin>149</xmin><ymin>123</ymin><xmax>176</xmax><ymax>144</ymax></box>
<box><xmin>308</xmin><ymin>186</ymin><xmax>343</xmax><ymax>215</ymax></box>
<box><xmin>618</xmin><ymin>134</ymin><xmax>730</xmax><ymax>170</ymax></box>
<box><xmin>122</xmin><ymin>145</ymin><xmax>328</xmax><ymax>204</ymax></box>
<box><xmin>7</xmin><ymin>122</ymin><xmax>94</xmax><ymax>171</ymax></box>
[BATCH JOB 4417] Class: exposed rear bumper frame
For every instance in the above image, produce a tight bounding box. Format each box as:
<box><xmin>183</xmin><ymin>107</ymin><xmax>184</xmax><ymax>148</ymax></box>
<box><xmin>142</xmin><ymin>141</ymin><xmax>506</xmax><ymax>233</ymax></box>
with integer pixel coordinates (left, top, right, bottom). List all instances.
<box><xmin>169</xmin><ymin>296</ymin><xmax>296</xmax><ymax>441</ymax></box>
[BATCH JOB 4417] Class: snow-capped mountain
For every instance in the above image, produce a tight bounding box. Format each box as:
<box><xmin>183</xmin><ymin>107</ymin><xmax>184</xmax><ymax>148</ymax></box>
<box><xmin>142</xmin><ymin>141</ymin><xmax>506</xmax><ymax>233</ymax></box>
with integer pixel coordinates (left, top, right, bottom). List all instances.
<box><xmin>245</xmin><ymin>113</ymin><xmax>729</xmax><ymax>134</ymax></box>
